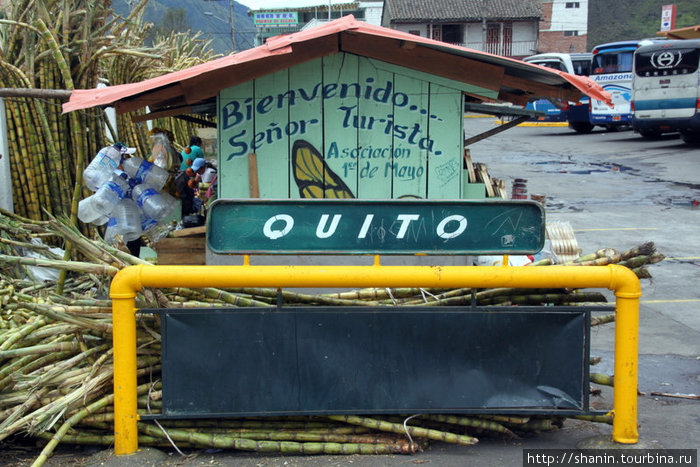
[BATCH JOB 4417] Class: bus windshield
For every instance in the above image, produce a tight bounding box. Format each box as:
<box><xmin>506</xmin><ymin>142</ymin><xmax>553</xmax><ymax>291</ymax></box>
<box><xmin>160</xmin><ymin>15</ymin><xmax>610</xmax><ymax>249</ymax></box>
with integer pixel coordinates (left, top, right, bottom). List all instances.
<box><xmin>571</xmin><ymin>59</ymin><xmax>591</xmax><ymax>76</ymax></box>
<box><xmin>592</xmin><ymin>51</ymin><xmax>634</xmax><ymax>74</ymax></box>
<box><xmin>635</xmin><ymin>47</ymin><xmax>699</xmax><ymax>77</ymax></box>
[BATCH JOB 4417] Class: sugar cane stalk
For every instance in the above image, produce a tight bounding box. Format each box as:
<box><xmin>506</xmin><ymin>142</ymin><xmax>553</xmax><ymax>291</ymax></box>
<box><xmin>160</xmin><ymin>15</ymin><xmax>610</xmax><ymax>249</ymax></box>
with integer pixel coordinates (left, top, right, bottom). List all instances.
<box><xmin>327</xmin><ymin>414</ymin><xmax>478</xmax><ymax>446</ymax></box>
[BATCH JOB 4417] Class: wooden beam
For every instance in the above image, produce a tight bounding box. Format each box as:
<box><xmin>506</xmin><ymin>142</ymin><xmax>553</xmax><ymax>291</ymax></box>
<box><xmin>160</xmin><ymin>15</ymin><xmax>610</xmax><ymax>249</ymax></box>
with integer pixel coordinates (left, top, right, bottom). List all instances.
<box><xmin>174</xmin><ymin>114</ymin><xmax>216</xmax><ymax>128</ymax></box>
<box><xmin>464</xmin><ymin>116</ymin><xmax>529</xmax><ymax>147</ymax></box>
<box><xmin>131</xmin><ymin>105</ymin><xmax>193</xmax><ymax>122</ymax></box>
<box><xmin>0</xmin><ymin>88</ymin><xmax>72</xmax><ymax>100</ymax></box>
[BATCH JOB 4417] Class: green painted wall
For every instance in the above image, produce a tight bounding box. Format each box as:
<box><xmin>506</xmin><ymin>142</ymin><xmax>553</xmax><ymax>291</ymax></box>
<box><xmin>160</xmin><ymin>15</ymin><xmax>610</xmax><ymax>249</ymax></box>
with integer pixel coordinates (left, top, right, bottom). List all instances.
<box><xmin>218</xmin><ymin>53</ymin><xmax>487</xmax><ymax>200</ymax></box>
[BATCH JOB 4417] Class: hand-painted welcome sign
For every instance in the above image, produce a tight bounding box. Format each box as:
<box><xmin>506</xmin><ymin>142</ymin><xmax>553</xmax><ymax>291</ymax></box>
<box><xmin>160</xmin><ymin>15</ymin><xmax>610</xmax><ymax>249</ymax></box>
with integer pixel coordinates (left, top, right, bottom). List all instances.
<box><xmin>217</xmin><ymin>54</ymin><xmax>494</xmax><ymax>200</ymax></box>
<box><xmin>221</xmin><ymin>77</ymin><xmax>445</xmax><ymax>160</ymax></box>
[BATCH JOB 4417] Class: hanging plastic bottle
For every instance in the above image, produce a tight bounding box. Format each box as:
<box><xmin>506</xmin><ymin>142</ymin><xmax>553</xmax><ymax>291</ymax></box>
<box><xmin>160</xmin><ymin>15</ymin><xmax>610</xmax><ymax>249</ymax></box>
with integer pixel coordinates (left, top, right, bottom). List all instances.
<box><xmin>83</xmin><ymin>145</ymin><xmax>124</xmax><ymax>192</ymax></box>
<box><xmin>132</xmin><ymin>184</ymin><xmax>177</xmax><ymax>222</ymax></box>
<box><xmin>122</xmin><ymin>156</ymin><xmax>170</xmax><ymax>191</ymax></box>
<box><xmin>103</xmin><ymin>217</ymin><xmax>119</xmax><ymax>245</ymax></box>
<box><xmin>141</xmin><ymin>215</ymin><xmax>171</xmax><ymax>243</ymax></box>
<box><xmin>78</xmin><ymin>196</ymin><xmax>105</xmax><ymax>224</ymax></box>
<box><xmin>90</xmin><ymin>170</ymin><xmax>131</xmax><ymax>217</ymax></box>
<box><xmin>110</xmin><ymin>198</ymin><xmax>142</xmax><ymax>242</ymax></box>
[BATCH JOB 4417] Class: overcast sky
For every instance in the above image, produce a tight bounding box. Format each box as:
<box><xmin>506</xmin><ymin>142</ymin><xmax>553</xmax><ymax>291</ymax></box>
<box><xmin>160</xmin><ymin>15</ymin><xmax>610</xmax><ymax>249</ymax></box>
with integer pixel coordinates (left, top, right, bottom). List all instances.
<box><xmin>238</xmin><ymin>0</ymin><xmax>340</xmax><ymax>11</ymax></box>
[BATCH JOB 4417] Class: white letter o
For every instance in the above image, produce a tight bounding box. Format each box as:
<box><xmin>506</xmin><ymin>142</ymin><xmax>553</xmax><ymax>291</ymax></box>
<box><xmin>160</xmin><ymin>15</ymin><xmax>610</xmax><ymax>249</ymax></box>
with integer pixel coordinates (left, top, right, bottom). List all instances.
<box><xmin>263</xmin><ymin>214</ymin><xmax>294</xmax><ymax>239</ymax></box>
<box><xmin>437</xmin><ymin>215</ymin><xmax>467</xmax><ymax>239</ymax></box>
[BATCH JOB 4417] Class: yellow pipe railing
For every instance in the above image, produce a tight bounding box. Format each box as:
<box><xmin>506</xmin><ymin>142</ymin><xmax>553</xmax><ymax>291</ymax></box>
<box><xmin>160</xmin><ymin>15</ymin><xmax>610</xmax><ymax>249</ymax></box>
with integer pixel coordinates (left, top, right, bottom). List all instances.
<box><xmin>110</xmin><ymin>263</ymin><xmax>641</xmax><ymax>455</ymax></box>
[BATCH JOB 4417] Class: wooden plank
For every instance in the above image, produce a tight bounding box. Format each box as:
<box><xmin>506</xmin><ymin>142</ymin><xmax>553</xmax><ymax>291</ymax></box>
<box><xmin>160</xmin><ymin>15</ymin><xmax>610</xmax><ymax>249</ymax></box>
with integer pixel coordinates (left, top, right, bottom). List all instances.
<box><xmin>248</xmin><ymin>153</ymin><xmax>259</xmax><ymax>198</ymax></box>
<box><xmin>254</xmin><ymin>69</ymin><xmax>290</xmax><ymax>198</ymax></box>
<box><xmin>476</xmin><ymin>163</ymin><xmax>495</xmax><ymax>197</ymax></box>
<box><xmin>356</xmin><ymin>57</ymin><xmax>395</xmax><ymax>199</ymax></box>
<box><xmin>155</xmin><ymin>252</ymin><xmax>206</xmax><ymax>266</ymax></box>
<box><xmin>288</xmin><ymin>58</ymin><xmax>324</xmax><ymax>199</ymax></box>
<box><xmin>322</xmin><ymin>53</ymin><xmax>359</xmax><ymax>198</ymax></box>
<box><xmin>464</xmin><ymin>116</ymin><xmax>529</xmax><ymax>147</ymax></box>
<box><xmin>154</xmin><ymin>236</ymin><xmax>206</xmax><ymax>265</ymax></box>
<box><xmin>219</xmin><ymin>80</ymin><xmax>255</xmax><ymax>198</ymax></box>
<box><xmin>427</xmin><ymin>83</ymin><xmax>462</xmax><ymax>199</ymax></box>
<box><xmin>463</xmin><ymin>148</ymin><xmax>476</xmax><ymax>183</ymax></box>
<box><xmin>171</xmin><ymin>226</ymin><xmax>206</xmax><ymax>237</ymax></box>
<box><xmin>390</xmin><ymin>72</ymin><xmax>428</xmax><ymax>199</ymax></box>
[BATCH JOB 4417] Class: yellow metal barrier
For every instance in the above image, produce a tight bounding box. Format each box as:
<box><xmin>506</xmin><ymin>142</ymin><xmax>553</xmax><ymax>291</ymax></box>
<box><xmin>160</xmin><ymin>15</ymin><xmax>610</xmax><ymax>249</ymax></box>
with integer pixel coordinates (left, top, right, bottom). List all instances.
<box><xmin>110</xmin><ymin>263</ymin><xmax>641</xmax><ymax>455</ymax></box>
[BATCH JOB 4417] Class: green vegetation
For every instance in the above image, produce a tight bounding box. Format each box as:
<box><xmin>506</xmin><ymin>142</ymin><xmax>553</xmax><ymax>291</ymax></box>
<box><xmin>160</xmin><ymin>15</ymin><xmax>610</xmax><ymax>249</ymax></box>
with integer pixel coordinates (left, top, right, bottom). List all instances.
<box><xmin>588</xmin><ymin>0</ymin><xmax>700</xmax><ymax>48</ymax></box>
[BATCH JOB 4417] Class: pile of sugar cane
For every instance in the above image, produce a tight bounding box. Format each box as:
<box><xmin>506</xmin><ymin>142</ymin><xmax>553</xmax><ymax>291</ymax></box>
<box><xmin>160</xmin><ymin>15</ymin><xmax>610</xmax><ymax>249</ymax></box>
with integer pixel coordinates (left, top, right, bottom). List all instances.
<box><xmin>0</xmin><ymin>210</ymin><xmax>664</xmax><ymax>465</ymax></box>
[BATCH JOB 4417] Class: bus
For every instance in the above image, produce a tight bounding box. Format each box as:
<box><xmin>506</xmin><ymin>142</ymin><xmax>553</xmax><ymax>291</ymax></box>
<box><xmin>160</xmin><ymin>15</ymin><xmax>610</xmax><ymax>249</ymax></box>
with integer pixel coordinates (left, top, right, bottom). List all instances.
<box><xmin>631</xmin><ymin>39</ymin><xmax>700</xmax><ymax>144</ymax></box>
<box><xmin>588</xmin><ymin>40</ymin><xmax>642</xmax><ymax>130</ymax></box>
<box><xmin>523</xmin><ymin>53</ymin><xmax>592</xmax><ymax>122</ymax></box>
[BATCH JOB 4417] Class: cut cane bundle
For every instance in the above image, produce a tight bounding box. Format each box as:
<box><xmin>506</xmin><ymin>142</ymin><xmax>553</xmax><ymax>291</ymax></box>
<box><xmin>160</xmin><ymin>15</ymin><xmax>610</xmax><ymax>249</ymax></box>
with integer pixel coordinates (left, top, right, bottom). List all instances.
<box><xmin>0</xmin><ymin>210</ymin><xmax>665</xmax><ymax>465</ymax></box>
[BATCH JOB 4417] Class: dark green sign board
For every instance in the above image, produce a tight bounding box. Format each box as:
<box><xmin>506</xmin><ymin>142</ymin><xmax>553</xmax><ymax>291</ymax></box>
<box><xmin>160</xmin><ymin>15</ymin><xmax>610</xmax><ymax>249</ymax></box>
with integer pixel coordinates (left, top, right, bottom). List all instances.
<box><xmin>155</xmin><ymin>306</ymin><xmax>592</xmax><ymax>418</ymax></box>
<box><xmin>207</xmin><ymin>199</ymin><xmax>544</xmax><ymax>255</ymax></box>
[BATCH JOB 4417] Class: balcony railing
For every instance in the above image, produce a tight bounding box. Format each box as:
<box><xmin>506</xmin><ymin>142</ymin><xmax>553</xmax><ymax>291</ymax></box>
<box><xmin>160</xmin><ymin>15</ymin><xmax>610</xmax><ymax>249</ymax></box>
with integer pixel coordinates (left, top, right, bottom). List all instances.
<box><xmin>458</xmin><ymin>41</ymin><xmax>538</xmax><ymax>58</ymax></box>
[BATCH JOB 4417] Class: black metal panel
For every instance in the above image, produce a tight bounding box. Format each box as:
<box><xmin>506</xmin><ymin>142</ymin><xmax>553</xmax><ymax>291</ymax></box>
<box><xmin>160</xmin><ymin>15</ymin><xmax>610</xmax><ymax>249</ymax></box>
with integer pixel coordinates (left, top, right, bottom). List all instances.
<box><xmin>159</xmin><ymin>307</ymin><xmax>590</xmax><ymax>417</ymax></box>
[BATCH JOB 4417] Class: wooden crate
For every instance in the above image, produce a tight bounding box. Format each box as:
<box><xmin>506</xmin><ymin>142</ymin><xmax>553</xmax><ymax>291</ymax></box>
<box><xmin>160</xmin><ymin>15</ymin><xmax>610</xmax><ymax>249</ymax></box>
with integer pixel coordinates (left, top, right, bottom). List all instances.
<box><xmin>154</xmin><ymin>227</ymin><xmax>206</xmax><ymax>265</ymax></box>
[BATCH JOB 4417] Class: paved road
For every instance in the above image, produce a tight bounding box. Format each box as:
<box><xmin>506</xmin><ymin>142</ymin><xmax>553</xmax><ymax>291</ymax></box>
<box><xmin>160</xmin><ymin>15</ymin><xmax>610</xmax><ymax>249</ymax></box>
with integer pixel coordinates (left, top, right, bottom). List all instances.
<box><xmin>15</xmin><ymin>120</ymin><xmax>700</xmax><ymax>467</ymax></box>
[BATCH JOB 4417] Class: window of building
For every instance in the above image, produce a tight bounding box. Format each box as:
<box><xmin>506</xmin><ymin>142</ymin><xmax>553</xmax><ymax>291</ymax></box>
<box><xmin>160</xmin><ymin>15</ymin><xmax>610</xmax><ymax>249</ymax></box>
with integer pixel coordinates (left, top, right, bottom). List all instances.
<box><xmin>565</xmin><ymin>2</ymin><xmax>580</xmax><ymax>7</ymax></box>
<box><xmin>564</xmin><ymin>30</ymin><xmax>579</xmax><ymax>37</ymax></box>
<box><xmin>441</xmin><ymin>24</ymin><xmax>464</xmax><ymax>44</ymax></box>
<box><xmin>408</xmin><ymin>30</ymin><xmax>421</xmax><ymax>36</ymax></box>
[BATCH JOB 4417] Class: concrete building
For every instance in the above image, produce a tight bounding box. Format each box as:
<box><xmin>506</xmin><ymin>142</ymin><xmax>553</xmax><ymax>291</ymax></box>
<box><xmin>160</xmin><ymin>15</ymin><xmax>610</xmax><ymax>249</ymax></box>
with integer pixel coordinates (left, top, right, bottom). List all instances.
<box><xmin>381</xmin><ymin>0</ymin><xmax>542</xmax><ymax>59</ymax></box>
<box><xmin>249</xmin><ymin>2</ymin><xmax>383</xmax><ymax>46</ymax></box>
<box><xmin>538</xmin><ymin>0</ymin><xmax>588</xmax><ymax>53</ymax></box>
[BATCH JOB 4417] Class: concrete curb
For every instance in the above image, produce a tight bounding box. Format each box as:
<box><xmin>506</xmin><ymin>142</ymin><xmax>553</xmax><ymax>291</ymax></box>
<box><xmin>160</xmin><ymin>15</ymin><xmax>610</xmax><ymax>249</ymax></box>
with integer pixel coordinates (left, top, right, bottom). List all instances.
<box><xmin>494</xmin><ymin>119</ymin><xmax>569</xmax><ymax>127</ymax></box>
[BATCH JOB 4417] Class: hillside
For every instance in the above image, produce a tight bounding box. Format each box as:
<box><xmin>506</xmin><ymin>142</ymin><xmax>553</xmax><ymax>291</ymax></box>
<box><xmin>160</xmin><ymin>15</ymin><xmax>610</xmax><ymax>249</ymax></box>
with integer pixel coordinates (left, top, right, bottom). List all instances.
<box><xmin>588</xmin><ymin>0</ymin><xmax>700</xmax><ymax>47</ymax></box>
<box><xmin>111</xmin><ymin>0</ymin><xmax>255</xmax><ymax>54</ymax></box>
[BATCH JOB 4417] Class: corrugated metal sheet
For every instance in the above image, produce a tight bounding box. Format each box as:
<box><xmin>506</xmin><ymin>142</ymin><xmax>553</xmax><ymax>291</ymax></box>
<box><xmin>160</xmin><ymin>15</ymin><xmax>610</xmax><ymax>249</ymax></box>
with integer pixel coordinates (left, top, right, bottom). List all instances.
<box><xmin>63</xmin><ymin>15</ymin><xmax>611</xmax><ymax>116</ymax></box>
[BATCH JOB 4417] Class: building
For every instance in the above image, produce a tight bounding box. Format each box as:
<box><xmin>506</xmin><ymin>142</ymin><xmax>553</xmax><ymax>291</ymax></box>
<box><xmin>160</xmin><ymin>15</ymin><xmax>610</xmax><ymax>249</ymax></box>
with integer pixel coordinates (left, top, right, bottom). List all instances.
<box><xmin>538</xmin><ymin>0</ymin><xmax>588</xmax><ymax>53</ymax></box>
<box><xmin>64</xmin><ymin>16</ymin><xmax>608</xmax><ymax>203</ymax></box>
<box><xmin>250</xmin><ymin>2</ymin><xmax>383</xmax><ymax>46</ymax></box>
<box><xmin>381</xmin><ymin>0</ymin><xmax>541</xmax><ymax>59</ymax></box>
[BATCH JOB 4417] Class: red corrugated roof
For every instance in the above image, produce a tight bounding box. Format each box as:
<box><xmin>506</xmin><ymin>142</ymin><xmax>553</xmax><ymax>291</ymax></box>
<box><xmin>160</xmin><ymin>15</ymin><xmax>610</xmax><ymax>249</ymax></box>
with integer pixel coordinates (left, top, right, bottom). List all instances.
<box><xmin>63</xmin><ymin>15</ymin><xmax>612</xmax><ymax>114</ymax></box>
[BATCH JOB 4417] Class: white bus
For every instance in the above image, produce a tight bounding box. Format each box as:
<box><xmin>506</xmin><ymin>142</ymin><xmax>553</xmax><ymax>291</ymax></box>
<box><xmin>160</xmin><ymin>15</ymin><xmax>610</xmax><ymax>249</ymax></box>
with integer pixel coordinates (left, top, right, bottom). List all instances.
<box><xmin>588</xmin><ymin>40</ymin><xmax>641</xmax><ymax>130</ymax></box>
<box><xmin>631</xmin><ymin>39</ymin><xmax>700</xmax><ymax>144</ymax></box>
<box><xmin>522</xmin><ymin>53</ymin><xmax>592</xmax><ymax>122</ymax></box>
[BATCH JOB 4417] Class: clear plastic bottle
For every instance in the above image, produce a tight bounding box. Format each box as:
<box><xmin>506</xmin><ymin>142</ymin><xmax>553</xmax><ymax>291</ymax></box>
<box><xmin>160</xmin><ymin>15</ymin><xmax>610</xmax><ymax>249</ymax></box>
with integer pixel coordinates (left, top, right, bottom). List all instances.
<box><xmin>78</xmin><ymin>196</ymin><xmax>104</xmax><ymax>224</ymax></box>
<box><xmin>83</xmin><ymin>145</ymin><xmax>123</xmax><ymax>191</ymax></box>
<box><xmin>141</xmin><ymin>215</ymin><xmax>171</xmax><ymax>243</ymax></box>
<box><xmin>122</xmin><ymin>156</ymin><xmax>170</xmax><ymax>191</ymax></box>
<box><xmin>103</xmin><ymin>217</ymin><xmax>118</xmax><ymax>245</ymax></box>
<box><xmin>91</xmin><ymin>170</ymin><xmax>130</xmax><ymax>217</ymax></box>
<box><xmin>132</xmin><ymin>184</ymin><xmax>177</xmax><ymax>222</ymax></box>
<box><xmin>111</xmin><ymin>198</ymin><xmax>142</xmax><ymax>242</ymax></box>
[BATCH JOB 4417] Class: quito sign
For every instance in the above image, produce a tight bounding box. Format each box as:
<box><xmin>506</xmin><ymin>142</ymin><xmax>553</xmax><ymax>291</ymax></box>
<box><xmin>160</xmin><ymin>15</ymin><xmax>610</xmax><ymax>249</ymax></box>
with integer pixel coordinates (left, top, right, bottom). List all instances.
<box><xmin>207</xmin><ymin>199</ymin><xmax>544</xmax><ymax>255</ymax></box>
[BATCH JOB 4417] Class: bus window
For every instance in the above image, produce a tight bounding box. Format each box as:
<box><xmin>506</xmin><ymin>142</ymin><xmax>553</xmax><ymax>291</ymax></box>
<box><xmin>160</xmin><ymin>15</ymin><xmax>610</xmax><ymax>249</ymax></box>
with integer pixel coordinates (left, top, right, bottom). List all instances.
<box><xmin>635</xmin><ymin>48</ymin><xmax>699</xmax><ymax>77</ymax></box>
<box><xmin>592</xmin><ymin>51</ymin><xmax>634</xmax><ymax>74</ymax></box>
<box><xmin>531</xmin><ymin>60</ymin><xmax>566</xmax><ymax>71</ymax></box>
<box><xmin>572</xmin><ymin>59</ymin><xmax>591</xmax><ymax>76</ymax></box>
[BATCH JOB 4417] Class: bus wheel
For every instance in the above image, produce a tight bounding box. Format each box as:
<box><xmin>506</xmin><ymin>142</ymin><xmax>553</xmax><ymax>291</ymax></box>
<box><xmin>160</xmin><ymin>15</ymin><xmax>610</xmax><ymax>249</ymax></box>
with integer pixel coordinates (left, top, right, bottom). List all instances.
<box><xmin>569</xmin><ymin>122</ymin><xmax>594</xmax><ymax>134</ymax></box>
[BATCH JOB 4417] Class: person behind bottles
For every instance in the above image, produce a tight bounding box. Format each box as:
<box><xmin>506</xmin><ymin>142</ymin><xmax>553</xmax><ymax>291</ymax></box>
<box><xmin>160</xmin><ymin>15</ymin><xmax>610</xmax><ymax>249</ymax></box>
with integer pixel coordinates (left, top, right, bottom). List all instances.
<box><xmin>180</xmin><ymin>136</ymin><xmax>204</xmax><ymax>171</ymax></box>
<box><xmin>175</xmin><ymin>157</ymin><xmax>206</xmax><ymax>218</ymax></box>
